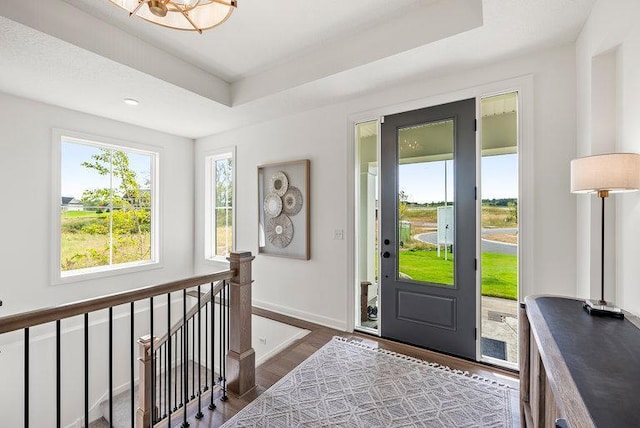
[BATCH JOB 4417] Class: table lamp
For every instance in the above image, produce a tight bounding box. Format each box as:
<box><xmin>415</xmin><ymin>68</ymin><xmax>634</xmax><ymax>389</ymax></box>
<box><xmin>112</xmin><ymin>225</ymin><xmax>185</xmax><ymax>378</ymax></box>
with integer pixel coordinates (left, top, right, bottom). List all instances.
<box><xmin>571</xmin><ymin>153</ymin><xmax>640</xmax><ymax>318</ymax></box>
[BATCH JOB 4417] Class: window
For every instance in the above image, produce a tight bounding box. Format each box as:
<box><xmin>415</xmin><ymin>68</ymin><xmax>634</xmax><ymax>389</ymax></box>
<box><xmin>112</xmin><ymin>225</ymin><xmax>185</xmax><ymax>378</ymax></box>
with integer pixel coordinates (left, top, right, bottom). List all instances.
<box><xmin>355</xmin><ymin>120</ymin><xmax>379</xmax><ymax>333</ymax></box>
<box><xmin>55</xmin><ymin>132</ymin><xmax>158</xmax><ymax>280</ymax></box>
<box><xmin>205</xmin><ymin>149</ymin><xmax>235</xmax><ymax>260</ymax></box>
<box><xmin>479</xmin><ymin>91</ymin><xmax>519</xmax><ymax>367</ymax></box>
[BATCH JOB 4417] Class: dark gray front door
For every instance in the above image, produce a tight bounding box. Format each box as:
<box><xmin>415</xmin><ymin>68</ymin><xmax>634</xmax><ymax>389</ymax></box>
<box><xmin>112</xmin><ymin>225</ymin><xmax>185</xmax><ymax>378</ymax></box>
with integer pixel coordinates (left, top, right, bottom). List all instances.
<box><xmin>380</xmin><ymin>98</ymin><xmax>476</xmax><ymax>359</ymax></box>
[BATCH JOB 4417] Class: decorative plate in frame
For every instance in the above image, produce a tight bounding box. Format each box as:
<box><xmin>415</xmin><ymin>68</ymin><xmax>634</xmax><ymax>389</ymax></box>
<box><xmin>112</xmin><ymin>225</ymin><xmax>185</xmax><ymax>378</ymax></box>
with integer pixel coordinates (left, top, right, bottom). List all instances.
<box><xmin>282</xmin><ymin>186</ymin><xmax>303</xmax><ymax>216</ymax></box>
<box><xmin>265</xmin><ymin>214</ymin><xmax>294</xmax><ymax>248</ymax></box>
<box><xmin>269</xmin><ymin>171</ymin><xmax>289</xmax><ymax>196</ymax></box>
<box><xmin>258</xmin><ymin>159</ymin><xmax>310</xmax><ymax>260</ymax></box>
<box><xmin>263</xmin><ymin>192</ymin><xmax>283</xmax><ymax>217</ymax></box>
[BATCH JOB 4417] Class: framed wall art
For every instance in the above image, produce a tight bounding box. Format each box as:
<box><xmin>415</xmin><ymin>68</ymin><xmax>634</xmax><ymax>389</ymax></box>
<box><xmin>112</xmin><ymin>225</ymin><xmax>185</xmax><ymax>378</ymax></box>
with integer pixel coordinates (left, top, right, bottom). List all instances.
<box><xmin>258</xmin><ymin>159</ymin><xmax>310</xmax><ymax>260</ymax></box>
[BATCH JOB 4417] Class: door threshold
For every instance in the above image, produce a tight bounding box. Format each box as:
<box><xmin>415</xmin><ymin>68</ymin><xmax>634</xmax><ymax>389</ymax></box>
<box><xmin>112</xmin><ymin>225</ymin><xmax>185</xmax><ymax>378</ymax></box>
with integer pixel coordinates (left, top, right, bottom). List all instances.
<box><xmin>354</xmin><ymin>325</ymin><xmax>380</xmax><ymax>336</ymax></box>
<box><xmin>480</xmin><ymin>355</ymin><xmax>519</xmax><ymax>373</ymax></box>
<box><xmin>353</xmin><ymin>331</ymin><xmax>519</xmax><ymax>376</ymax></box>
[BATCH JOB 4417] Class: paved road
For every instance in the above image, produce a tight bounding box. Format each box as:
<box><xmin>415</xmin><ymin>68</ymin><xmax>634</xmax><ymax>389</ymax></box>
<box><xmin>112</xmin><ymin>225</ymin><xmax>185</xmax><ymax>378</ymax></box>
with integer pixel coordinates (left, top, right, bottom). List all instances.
<box><xmin>415</xmin><ymin>228</ymin><xmax>517</xmax><ymax>255</ymax></box>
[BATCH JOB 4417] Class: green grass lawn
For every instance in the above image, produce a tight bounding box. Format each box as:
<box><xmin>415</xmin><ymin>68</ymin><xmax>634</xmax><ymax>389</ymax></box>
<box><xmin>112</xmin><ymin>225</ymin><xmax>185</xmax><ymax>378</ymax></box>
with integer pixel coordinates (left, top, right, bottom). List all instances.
<box><xmin>61</xmin><ymin>231</ymin><xmax>151</xmax><ymax>271</ymax></box>
<box><xmin>61</xmin><ymin>209</ymin><xmax>151</xmax><ymax>271</ymax></box>
<box><xmin>62</xmin><ymin>210</ymin><xmax>107</xmax><ymax>218</ymax></box>
<box><xmin>399</xmin><ymin>250</ymin><xmax>455</xmax><ymax>285</ymax></box>
<box><xmin>480</xmin><ymin>252</ymin><xmax>518</xmax><ymax>300</ymax></box>
<box><xmin>398</xmin><ymin>250</ymin><xmax>517</xmax><ymax>300</ymax></box>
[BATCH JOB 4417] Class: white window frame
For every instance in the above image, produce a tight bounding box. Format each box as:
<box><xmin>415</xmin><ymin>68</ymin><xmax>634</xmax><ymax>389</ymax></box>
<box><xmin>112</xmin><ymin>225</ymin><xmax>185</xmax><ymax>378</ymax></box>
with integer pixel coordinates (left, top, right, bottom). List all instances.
<box><xmin>52</xmin><ymin>129</ymin><xmax>161</xmax><ymax>284</ymax></box>
<box><xmin>204</xmin><ymin>147</ymin><xmax>236</xmax><ymax>262</ymax></box>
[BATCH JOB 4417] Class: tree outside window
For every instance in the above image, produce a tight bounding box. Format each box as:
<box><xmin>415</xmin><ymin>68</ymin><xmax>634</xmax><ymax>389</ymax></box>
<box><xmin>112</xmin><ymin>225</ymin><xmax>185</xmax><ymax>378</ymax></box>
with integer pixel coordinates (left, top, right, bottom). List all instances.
<box><xmin>213</xmin><ymin>155</ymin><xmax>233</xmax><ymax>257</ymax></box>
<box><xmin>60</xmin><ymin>139</ymin><xmax>156</xmax><ymax>274</ymax></box>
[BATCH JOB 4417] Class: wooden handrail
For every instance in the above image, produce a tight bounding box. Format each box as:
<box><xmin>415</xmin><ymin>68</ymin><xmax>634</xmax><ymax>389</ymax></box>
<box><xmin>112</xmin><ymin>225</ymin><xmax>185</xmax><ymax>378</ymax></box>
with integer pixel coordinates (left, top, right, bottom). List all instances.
<box><xmin>151</xmin><ymin>279</ymin><xmax>227</xmax><ymax>352</ymax></box>
<box><xmin>0</xmin><ymin>270</ymin><xmax>234</xmax><ymax>334</ymax></box>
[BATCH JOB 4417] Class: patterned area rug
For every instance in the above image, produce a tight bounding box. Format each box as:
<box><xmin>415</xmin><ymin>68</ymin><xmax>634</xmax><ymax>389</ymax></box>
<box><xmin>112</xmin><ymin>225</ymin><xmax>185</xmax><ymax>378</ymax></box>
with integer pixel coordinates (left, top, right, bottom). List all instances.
<box><xmin>222</xmin><ymin>337</ymin><xmax>512</xmax><ymax>427</ymax></box>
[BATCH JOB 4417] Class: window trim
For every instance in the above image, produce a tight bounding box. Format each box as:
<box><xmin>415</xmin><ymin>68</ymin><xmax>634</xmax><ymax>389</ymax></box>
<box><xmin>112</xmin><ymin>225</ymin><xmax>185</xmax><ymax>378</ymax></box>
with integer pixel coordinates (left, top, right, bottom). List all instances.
<box><xmin>51</xmin><ymin>129</ymin><xmax>162</xmax><ymax>284</ymax></box>
<box><xmin>204</xmin><ymin>147</ymin><xmax>236</xmax><ymax>263</ymax></box>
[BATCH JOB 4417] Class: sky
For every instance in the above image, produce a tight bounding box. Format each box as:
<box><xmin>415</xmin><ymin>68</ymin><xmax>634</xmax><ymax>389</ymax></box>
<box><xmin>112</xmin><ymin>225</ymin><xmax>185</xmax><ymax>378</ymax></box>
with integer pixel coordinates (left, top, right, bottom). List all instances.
<box><xmin>399</xmin><ymin>153</ymin><xmax>518</xmax><ymax>203</ymax></box>
<box><xmin>62</xmin><ymin>141</ymin><xmax>516</xmax><ymax>203</ymax></box>
<box><xmin>61</xmin><ymin>141</ymin><xmax>152</xmax><ymax>199</ymax></box>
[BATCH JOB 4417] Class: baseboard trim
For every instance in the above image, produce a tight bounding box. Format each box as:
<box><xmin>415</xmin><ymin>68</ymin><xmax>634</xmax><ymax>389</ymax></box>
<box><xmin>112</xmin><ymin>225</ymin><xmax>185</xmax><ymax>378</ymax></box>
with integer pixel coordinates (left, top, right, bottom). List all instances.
<box><xmin>255</xmin><ymin>328</ymin><xmax>310</xmax><ymax>367</ymax></box>
<box><xmin>252</xmin><ymin>299</ymin><xmax>347</xmax><ymax>331</ymax></box>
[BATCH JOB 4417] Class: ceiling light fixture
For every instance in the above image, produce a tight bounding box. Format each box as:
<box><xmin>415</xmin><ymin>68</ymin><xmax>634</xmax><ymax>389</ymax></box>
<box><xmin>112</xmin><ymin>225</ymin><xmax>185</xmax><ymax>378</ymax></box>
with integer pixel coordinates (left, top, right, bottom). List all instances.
<box><xmin>109</xmin><ymin>0</ymin><xmax>237</xmax><ymax>34</ymax></box>
<box><xmin>123</xmin><ymin>97</ymin><xmax>140</xmax><ymax>106</ymax></box>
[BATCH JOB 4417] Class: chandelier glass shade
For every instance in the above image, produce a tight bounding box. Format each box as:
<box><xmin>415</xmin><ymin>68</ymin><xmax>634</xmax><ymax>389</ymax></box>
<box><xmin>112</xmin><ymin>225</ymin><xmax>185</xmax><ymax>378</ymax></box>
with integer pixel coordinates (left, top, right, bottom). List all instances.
<box><xmin>109</xmin><ymin>0</ymin><xmax>237</xmax><ymax>33</ymax></box>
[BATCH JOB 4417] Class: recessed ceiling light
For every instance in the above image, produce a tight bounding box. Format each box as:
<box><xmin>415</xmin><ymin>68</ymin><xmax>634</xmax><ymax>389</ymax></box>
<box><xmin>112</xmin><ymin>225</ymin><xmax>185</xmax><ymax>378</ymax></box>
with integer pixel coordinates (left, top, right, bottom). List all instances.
<box><xmin>123</xmin><ymin>98</ymin><xmax>139</xmax><ymax>106</ymax></box>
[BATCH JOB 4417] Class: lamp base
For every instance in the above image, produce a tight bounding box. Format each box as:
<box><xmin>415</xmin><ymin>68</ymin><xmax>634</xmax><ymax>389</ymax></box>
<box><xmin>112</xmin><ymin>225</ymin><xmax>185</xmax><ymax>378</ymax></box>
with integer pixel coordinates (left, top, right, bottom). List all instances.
<box><xmin>583</xmin><ymin>299</ymin><xmax>624</xmax><ymax>319</ymax></box>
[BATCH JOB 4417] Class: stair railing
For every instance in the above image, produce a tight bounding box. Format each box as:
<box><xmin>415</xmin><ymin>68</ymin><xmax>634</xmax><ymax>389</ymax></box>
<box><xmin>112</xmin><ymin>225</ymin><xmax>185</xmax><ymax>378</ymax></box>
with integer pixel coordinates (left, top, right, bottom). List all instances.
<box><xmin>142</xmin><ymin>279</ymin><xmax>226</xmax><ymax>427</ymax></box>
<box><xmin>0</xmin><ymin>251</ymin><xmax>256</xmax><ymax>428</ymax></box>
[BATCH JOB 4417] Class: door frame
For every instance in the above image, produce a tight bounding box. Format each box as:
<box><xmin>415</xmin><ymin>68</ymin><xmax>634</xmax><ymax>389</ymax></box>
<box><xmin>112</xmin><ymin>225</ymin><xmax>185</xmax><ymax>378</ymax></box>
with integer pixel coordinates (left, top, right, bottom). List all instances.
<box><xmin>347</xmin><ymin>75</ymin><xmax>533</xmax><ymax>364</ymax></box>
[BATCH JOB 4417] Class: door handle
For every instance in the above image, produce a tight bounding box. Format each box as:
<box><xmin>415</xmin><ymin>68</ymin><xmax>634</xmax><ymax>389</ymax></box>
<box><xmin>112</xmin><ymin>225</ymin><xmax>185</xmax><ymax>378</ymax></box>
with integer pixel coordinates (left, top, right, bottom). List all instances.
<box><xmin>382</xmin><ymin>251</ymin><xmax>390</xmax><ymax>258</ymax></box>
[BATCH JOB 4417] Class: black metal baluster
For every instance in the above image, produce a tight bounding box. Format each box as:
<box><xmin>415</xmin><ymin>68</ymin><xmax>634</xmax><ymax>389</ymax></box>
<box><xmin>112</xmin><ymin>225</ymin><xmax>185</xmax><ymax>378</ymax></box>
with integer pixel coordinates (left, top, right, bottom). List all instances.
<box><xmin>195</xmin><ymin>285</ymin><xmax>204</xmax><ymax>419</ymax></box>
<box><xmin>218</xmin><ymin>285</ymin><xmax>223</xmax><ymax>389</ymax></box>
<box><xmin>209</xmin><ymin>282</ymin><xmax>216</xmax><ymax>411</ymax></box>
<box><xmin>130</xmin><ymin>302</ymin><xmax>135</xmax><ymax>428</ymax></box>
<box><xmin>160</xmin><ymin>342</ymin><xmax>169</xmax><ymax>418</ymax></box>
<box><xmin>181</xmin><ymin>290</ymin><xmax>189</xmax><ymax>428</ymax></box>
<box><xmin>191</xmin><ymin>316</ymin><xmax>195</xmax><ymax>400</ymax></box>
<box><xmin>84</xmin><ymin>314</ymin><xmax>89</xmax><ymax>428</ymax></box>
<box><xmin>56</xmin><ymin>320</ymin><xmax>61</xmax><ymax>428</ymax></box>
<box><xmin>167</xmin><ymin>293</ymin><xmax>172</xmax><ymax>426</ymax></box>
<box><xmin>204</xmin><ymin>294</ymin><xmax>209</xmax><ymax>393</ymax></box>
<box><xmin>24</xmin><ymin>327</ymin><xmax>29</xmax><ymax>428</ymax></box>
<box><xmin>109</xmin><ymin>307</ymin><xmax>113</xmax><ymax>427</ymax></box>
<box><xmin>223</xmin><ymin>281</ymin><xmax>228</xmax><ymax>401</ymax></box>
<box><xmin>159</xmin><ymin>344</ymin><xmax>162</xmax><ymax>419</ymax></box>
<box><xmin>174</xmin><ymin>332</ymin><xmax>178</xmax><ymax>412</ymax></box>
<box><xmin>150</xmin><ymin>297</ymin><xmax>155</xmax><ymax>427</ymax></box>
<box><xmin>179</xmin><ymin>327</ymin><xmax>183</xmax><ymax>409</ymax></box>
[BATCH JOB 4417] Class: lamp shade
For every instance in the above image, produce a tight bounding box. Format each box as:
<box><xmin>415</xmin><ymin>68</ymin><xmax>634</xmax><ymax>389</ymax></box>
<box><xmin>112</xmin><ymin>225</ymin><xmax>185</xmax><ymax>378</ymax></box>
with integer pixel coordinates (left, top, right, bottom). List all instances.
<box><xmin>109</xmin><ymin>0</ymin><xmax>236</xmax><ymax>32</ymax></box>
<box><xmin>571</xmin><ymin>153</ymin><xmax>640</xmax><ymax>194</ymax></box>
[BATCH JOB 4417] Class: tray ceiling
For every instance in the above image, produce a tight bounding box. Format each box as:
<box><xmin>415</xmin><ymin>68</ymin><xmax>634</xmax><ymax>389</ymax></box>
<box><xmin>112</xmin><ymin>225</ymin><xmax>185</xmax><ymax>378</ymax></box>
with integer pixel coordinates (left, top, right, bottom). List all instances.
<box><xmin>0</xmin><ymin>0</ymin><xmax>595</xmax><ymax>138</ymax></box>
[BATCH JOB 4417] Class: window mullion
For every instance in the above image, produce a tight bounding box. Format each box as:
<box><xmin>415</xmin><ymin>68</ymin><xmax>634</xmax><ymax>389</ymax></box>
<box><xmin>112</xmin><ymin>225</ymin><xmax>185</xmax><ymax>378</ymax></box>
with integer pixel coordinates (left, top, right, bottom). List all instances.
<box><xmin>109</xmin><ymin>149</ymin><xmax>114</xmax><ymax>266</ymax></box>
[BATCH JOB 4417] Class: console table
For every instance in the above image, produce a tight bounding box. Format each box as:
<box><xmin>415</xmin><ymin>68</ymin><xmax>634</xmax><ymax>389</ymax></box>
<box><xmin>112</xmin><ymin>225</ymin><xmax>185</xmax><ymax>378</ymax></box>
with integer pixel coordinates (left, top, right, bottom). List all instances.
<box><xmin>520</xmin><ymin>296</ymin><xmax>640</xmax><ymax>427</ymax></box>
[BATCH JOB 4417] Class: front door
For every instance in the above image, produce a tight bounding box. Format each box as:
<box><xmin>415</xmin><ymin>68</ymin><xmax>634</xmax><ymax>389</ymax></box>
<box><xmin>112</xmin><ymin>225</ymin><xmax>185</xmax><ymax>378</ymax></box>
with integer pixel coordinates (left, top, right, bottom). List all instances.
<box><xmin>380</xmin><ymin>99</ymin><xmax>477</xmax><ymax>359</ymax></box>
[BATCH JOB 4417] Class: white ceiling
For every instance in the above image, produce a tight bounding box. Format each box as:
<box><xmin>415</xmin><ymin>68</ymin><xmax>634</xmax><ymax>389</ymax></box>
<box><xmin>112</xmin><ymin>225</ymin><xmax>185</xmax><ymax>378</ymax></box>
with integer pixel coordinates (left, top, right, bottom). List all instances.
<box><xmin>0</xmin><ymin>0</ymin><xmax>595</xmax><ymax>139</ymax></box>
<box><xmin>64</xmin><ymin>0</ymin><xmax>432</xmax><ymax>82</ymax></box>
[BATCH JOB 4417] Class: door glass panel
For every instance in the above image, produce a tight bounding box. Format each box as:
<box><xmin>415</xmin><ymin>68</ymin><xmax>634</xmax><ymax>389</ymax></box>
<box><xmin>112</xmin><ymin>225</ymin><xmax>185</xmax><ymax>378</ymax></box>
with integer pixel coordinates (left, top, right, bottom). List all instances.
<box><xmin>356</xmin><ymin>120</ymin><xmax>379</xmax><ymax>332</ymax></box>
<box><xmin>480</xmin><ymin>92</ymin><xmax>519</xmax><ymax>365</ymax></box>
<box><xmin>397</xmin><ymin>120</ymin><xmax>454</xmax><ymax>286</ymax></box>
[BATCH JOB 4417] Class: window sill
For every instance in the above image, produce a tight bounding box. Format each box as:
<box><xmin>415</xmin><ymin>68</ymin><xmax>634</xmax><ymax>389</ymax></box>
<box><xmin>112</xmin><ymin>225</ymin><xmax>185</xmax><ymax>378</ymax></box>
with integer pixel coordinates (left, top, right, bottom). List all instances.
<box><xmin>53</xmin><ymin>260</ymin><xmax>162</xmax><ymax>285</ymax></box>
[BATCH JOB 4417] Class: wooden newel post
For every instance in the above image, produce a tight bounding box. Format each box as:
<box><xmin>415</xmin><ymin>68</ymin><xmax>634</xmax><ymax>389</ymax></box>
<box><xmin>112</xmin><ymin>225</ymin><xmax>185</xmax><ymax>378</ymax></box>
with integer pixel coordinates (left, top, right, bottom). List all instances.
<box><xmin>136</xmin><ymin>335</ymin><xmax>157</xmax><ymax>428</ymax></box>
<box><xmin>226</xmin><ymin>251</ymin><xmax>256</xmax><ymax>397</ymax></box>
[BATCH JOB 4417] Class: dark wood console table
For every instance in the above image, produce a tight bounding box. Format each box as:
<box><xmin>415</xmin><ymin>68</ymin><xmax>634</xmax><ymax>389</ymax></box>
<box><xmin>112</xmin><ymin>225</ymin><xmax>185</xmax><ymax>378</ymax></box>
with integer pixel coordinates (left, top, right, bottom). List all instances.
<box><xmin>520</xmin><ymin>296</ymin><xmax>640</xmax><ymax>427</ymax></box>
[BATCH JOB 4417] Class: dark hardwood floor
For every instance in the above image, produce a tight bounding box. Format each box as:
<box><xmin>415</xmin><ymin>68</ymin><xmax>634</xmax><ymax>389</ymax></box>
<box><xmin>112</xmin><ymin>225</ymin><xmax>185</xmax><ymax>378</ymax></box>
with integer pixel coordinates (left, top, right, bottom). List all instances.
<box><xmin>163</xmin><ymin>307</ymin><xmax>520</xmax><ymax>427</ymax></box>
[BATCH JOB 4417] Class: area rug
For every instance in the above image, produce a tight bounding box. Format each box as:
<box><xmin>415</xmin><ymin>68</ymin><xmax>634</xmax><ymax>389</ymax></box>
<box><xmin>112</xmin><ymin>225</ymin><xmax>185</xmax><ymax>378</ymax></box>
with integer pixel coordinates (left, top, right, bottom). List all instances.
<box><xmin>222</xmin><ymin>336</ymin><xmax>512</xmax><ymax>427</ymax></box>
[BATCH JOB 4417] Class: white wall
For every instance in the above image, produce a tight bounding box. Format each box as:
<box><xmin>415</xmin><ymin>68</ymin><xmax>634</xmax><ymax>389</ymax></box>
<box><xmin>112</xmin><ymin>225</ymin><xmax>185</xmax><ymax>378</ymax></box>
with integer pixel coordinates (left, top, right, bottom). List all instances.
<box><xmin>0</xmin><ymin>92</ymin><xmax>196</xmax><ymax>426</ymax></box>
<box><xmin>0</xmin><ymin>92</ymin><xmax>195</xmax><ymax>313</ymax></box>
<box><xmin>195</xmin><ymin>104</ymin><xmax>352</xmax><ymax>329</ymax></box>
<box><xmin>576</xmin><ymin>0</ymin><xmax>640</xmax><ymax>314</ymax></box>
<box><xmin>195</xmin><ymin>43</ymin><xmax>578</xmax><ymax>331</ymax></box>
